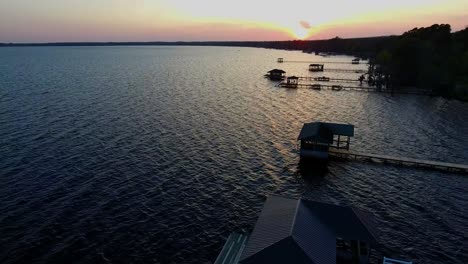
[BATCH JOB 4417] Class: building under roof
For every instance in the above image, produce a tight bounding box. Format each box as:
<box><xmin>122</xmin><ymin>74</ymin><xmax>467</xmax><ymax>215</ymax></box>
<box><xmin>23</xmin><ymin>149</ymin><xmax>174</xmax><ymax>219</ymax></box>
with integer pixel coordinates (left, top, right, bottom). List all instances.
<box><xmin>298</xmin><ymin>122</ymin><xmax>354</xmax><ymax>141</ymax></box>
<box><xmin>239</xmin><ymin>196</ymin><xmax>378</xmax><ymax>264</ymax></box>
<box><xmin>298</xmin><ymin>122</ymin><xmax>354</xmax><ymax>160</ymax></box>
<box><xmin>309</xmin><ymin>64</ymin><xmax>324</xmax><ymax>72</ymax></box>
<box><xmin>268</xmin><ymin>69</ymin><xmax>286</xmax><ymax>74</ymax></box>
<box><xmin>265</xmin><ymin>69</ymin><xmax>286</xmax><ymax>81</ymax></box>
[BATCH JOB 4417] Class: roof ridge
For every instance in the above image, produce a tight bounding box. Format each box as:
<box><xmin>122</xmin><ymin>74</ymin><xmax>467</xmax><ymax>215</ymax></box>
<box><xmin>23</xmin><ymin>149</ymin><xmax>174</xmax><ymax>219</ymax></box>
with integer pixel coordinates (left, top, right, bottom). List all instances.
<box><xmin>289</xmin><ymin>199</ymin><xmax>301</xmax><ymax>236</ymax></box>
<box><xmin>240</xmin><ymin>236</ymin><xmax>293</xmax><ymax>263</ymax></box>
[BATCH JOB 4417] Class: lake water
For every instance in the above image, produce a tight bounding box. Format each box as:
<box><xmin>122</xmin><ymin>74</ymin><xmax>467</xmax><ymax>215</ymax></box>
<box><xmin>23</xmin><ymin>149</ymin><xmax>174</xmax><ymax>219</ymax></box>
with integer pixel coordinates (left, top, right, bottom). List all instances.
<box><xmin>0</xmin><ymin>46</ymin><xmax>467</xmax><ymax>264</ymax></box>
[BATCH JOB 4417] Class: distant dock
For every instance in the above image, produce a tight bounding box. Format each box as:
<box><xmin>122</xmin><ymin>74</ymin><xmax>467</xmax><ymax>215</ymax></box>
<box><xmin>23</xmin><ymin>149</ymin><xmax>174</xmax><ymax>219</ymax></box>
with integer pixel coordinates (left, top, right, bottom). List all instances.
<box><xmin>293</xmin><ymin>76</ymin><xmax>363</xmax><ymax>83</ymax></box>
<box><xmin>278</xmin><ymin>82</ymin><xmax>431</xmax><ymax>95</ymax></box>
<box><xmin>322</xmin><ymin>68</ymin><xmax>367</xmax><ymax>73</ymax></box>
<box><xmin>296</xmin><ymin>122</ymin><xmax>468</xmax><ymax>175</ymax></box>
<box><xmin>329</xmin><ymin>149</ymin><xmax>468</xmax><ymax>174</ymax></box>
<box><xmin>278</xmin><ymin>80</ymin><xmax>433</xmax><ymax>96</ymax></box>
<box><xmin>277</xmin><ymin>58</ymin><xmax>368</xmax><ymax>65</ymax></box>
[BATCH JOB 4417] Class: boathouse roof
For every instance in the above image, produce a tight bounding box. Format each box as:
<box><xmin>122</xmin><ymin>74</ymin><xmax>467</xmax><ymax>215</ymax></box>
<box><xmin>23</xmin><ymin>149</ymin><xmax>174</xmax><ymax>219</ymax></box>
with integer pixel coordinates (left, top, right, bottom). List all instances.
<box><xmin>288</xmin><ymin>76</ymin><xmax>299</xmax><ymax>79</ymax></box>
<box><xmin>268</xmin><ymin>69</ymin><xmax>286</xmax><ymax>73</ymax></box>
<box><xmin>297</xmin><ymin>122</ymin><xmax>354</xmax><ymax>141</ymax></box>
<box><xmin>239</xmin><ymin>196</ymin><xmax>377</xmax><ymax>264</ymax></box>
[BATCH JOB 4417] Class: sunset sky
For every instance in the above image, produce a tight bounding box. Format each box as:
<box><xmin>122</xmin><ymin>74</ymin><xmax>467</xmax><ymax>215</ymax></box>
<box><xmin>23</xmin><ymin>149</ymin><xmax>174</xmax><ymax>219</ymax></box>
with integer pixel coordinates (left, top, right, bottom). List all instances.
<box><xmin>0</xmin><ymin>0</ymin><xmax>466</xmax><ymax>43</ymax></box>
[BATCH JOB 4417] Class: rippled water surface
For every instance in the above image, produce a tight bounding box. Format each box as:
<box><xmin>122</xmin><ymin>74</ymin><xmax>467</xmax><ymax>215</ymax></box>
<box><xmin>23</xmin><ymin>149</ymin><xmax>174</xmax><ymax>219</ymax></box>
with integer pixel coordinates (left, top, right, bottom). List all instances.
<box><xmin>1</xmin><ymin>46</ymin><xmax>467</xmax><ymax>264</ymax></box>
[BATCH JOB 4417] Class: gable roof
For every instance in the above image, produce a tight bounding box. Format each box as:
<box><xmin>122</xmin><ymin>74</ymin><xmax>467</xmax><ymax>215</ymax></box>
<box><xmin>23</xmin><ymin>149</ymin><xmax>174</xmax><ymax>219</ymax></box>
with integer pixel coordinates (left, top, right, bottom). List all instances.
<box><xmin>268</xmin><ymin>69</ymin><xmax>286</xmax><ymax>73</ymax></box>
<box><xmin>239</xmin><ymin>196</ymin><xmax>378</xmax><ymax>264</ymax></box>
<box><xmin>297</xmin><ymin>122</ymin><xmax>333</xmax><ymax>143</ymax></box>
<box><xmin>301</xmin><ymin>200</ymin><xmax>378</xmax><ymax>243</ymax></box>
<box><xmin>297</xmin><ymin>122</ymin><xmax>354</xmax><ymax>141</ymax></box>
<box><xmin>240</xmin><ymin>196</ymin><xmax>298</xmax><ymax>260</ymax></box>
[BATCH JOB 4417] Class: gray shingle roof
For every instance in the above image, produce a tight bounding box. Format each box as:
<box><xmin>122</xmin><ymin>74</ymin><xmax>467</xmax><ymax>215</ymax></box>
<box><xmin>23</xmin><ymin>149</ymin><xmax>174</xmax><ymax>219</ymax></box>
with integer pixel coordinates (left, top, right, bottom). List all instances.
<box><xmin>297</xmin><ymin>122</ymin><xmax>354</xmax><ymax>141</ymax></box>
<box><xmin>240</xmin><ymin>196</ymin><xmax>299</xmax><ymax>260</ymax></box>
<box><xmin>239</xmin><ymin>196</ymin><xmax>377</xmax><ymax>264</ymax></box>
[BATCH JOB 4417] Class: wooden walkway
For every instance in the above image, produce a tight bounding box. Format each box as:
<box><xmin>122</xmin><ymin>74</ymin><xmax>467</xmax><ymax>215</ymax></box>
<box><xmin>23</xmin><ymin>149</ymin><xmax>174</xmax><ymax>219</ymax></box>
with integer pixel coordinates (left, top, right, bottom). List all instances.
<box><xmin>277</xmin><ymin>82</ymin><xmax>433</xmax><ymax>95</ymax></box>
<box><xmin>320</xmin><ymin>68</ymin><xmax>367</xmax><ymax>73</ymax></box>
<box><xmin>294</xmin><ymin>76</ymin><xmax>362</xmax><ymax>83</ymax></box>
<box><xmin>279</xmin><ymin>60</ymin><xmax>369</xmax><ymax>65</ymax></box>
<box><xmin>329</xmin><ymin>149</ymin><xmax>468</xmax><ymax>174</ymax></box>
<box><xmin>214</xmin><ymin>233</ymin><xmax>248</xmax><ymax>264</ymax></box>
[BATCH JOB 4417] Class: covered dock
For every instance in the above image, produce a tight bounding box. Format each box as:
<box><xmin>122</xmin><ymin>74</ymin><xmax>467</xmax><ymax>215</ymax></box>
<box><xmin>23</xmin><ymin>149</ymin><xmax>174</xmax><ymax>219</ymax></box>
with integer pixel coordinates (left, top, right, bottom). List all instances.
<box><xmin>284</xmin><ymin>76</ymin><xmax>299</xmax><ymax>88</ymax></box>
<box><xmin>265</xmin><ymin>69</ymin><xmax>286</xmax><ymax>80</ymax></box>
<box><xmin>298</xmin><ymin>122</ymin><xmax>354</xmax><ymax>160</ymax></box>
<box><xmin>309</xmin><ymin>63</ymin><xmax>324</xmax><ymax>72</ymax></box>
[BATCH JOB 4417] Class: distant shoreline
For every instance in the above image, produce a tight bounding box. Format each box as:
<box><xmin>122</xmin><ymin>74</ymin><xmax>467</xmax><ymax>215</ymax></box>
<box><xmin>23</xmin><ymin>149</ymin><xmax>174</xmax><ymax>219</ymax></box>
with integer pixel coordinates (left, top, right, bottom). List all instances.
<box><xmin>2</xmin><ymin>25</ymin><xmax>467</xmax><ymax>102</ymax></box>
<box><xmin>0</xmin><ymin>36</ymin><xmax>393</xmax><ymax>58</ymax></box>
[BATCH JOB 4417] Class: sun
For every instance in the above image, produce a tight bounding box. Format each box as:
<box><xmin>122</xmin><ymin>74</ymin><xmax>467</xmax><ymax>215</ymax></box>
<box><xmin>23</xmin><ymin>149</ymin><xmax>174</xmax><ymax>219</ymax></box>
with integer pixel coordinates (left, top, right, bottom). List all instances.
<box><xmin>286</xmin><ymin>21</ymin><xmax>311</xmax><ymax>40</ymax></box>
<box><xmin>295</xmin><ymin>28</ymin><xmax>309</xmax><ymax>39</ymax></box>
<box><xmin>290</xmin><ymin>26</ymin><xmax>310</xmax><ymax>40</ymax></box>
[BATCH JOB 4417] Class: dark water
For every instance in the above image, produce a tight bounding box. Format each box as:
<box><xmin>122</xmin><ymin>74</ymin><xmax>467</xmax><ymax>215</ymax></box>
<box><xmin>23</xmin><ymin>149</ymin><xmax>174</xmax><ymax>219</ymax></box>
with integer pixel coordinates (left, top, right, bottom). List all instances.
<box><xmin>0</xmin><ymin>46</ymin><xmax>467</xmax><ymax>264</ymax></box>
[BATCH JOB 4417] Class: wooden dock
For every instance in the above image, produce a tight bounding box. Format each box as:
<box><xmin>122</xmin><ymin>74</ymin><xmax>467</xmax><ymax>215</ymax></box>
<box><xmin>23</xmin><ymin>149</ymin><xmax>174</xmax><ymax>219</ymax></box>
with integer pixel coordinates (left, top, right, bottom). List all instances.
<box><xmin>295</xmin><ymin>76</ymin><xmax>362</xmax><ymax>83</ymax></box>
<box><xmin>320</xmin><ymin>68</ymin><xmax>367</xmax><ymax>73</ymax></box>
<box><xmin>279</xmin><ymin>83</ymin><xmax>382</xmax><ymax>92</ymax></box>
<box><xmin>277</xmin><ymin>82</ymin><xmax>433</xmax><ymax>95</ymax></box>
<box><xmin>329</xmin><ymin>149</ymin><xmax>468</xmax><ymax>174</ymax></box>
<box><xmin>279</xmin><ymin>60</ymin><xmax>369</xmax><ymax>65</ymax></box>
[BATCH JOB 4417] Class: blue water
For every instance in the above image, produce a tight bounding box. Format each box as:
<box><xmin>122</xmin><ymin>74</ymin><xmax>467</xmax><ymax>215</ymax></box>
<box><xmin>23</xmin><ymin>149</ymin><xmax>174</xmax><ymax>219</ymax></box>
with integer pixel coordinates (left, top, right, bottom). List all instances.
<box><xmin>0</xmin><ymin>46</ymin><xmax>467</xmax><ymax>264</ymax></box>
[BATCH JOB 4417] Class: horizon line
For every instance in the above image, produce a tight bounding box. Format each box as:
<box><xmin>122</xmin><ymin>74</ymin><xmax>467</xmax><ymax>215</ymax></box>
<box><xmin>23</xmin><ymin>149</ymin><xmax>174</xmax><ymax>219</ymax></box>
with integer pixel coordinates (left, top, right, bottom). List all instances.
<box><xmin>0</xmin><ymin>35</ymin><xmax>395</xmax><ymax>46</ymax></box>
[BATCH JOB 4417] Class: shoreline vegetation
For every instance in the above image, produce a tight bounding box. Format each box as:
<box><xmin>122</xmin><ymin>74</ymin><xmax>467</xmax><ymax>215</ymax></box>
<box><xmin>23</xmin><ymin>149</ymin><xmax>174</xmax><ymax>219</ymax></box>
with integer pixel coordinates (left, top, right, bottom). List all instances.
<box><xmin>2</xmin><ymin>24</ymin><xmax>466</xmax><ymax>101</ymax></box>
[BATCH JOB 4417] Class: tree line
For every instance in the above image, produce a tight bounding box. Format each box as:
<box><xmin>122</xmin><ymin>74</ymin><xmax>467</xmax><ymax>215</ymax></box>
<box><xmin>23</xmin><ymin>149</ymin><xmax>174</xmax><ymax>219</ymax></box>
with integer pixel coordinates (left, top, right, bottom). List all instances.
<box><xmin>371</xmin><ymin>24</ymin><xmax>468</xmax><ymax>100</ymax></box>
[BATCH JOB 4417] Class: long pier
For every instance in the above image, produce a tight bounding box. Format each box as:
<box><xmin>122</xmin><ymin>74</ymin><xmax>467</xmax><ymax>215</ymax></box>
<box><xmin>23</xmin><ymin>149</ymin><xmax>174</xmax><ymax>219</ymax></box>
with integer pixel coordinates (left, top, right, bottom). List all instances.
<box><xmin>320</xmin><ymin>68</ymin><xmax>367</xmax><ymax>73</ymax></box>
<box><xmin>278</xmin><ymin>60</ymin><xmax>369</xmax><ymax>65</ymax></box>
<box><xmin>295</xmin><ymin>76</ymin><xmax>362</xmax><ymax>83</ymax></box>
<box><xmin>329</xmin><ymin>149</ymin><xmax>468</xmax><ymax>174</ymax></box>
<box><xmin>277</xmin><ymin>82</ymin><xmax>433</xmax><ymax>95</ymax></box>
<box><xmin>279</xmin><ymin>83</ymin><xmax>382</xmax><ymax>92</ymax></box>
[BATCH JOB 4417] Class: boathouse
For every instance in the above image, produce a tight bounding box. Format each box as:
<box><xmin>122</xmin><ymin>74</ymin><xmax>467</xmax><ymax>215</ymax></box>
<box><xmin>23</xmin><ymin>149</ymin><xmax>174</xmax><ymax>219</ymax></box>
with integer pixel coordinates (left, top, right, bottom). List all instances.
<box><xmin>298</xmin><ymin>122</ymin><xmax>354</xmax><ymax>160</ymax></box>
<box><xmin>352</xmin><ymin>58</ymin><xmax>360</xmax><ymax>64</ymax></box>
<box><xmin>266</xmin><ymin>69</ymin><xmax>286</xmax><ymax>80</ymax></box>
<box><xmin>215</xmin><ymin>196</ymin><xmax>378</xmax><ymax>264</ymax></box>
<box><xmin>285</xmin><ymin>76</ymin><xmax>299</xmax><ymax>88</ymax></box>
<box><xmin>277</xmin><ymin>58</ymin><xmax>284</xmax><ymax>63</ymax></box>
<box><xmin>309</xmin><ymin>64</ymin><xmax>324</xmax><ymax>72</ymax></box>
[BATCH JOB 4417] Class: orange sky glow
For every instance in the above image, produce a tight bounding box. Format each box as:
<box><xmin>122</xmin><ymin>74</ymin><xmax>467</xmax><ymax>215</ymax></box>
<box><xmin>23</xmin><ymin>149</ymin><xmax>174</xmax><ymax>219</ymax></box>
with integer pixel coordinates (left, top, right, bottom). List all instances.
<box><xmin>0</xmin><ymin>0</ymin><xmax>466</xmax><ymax>42</ymax></box>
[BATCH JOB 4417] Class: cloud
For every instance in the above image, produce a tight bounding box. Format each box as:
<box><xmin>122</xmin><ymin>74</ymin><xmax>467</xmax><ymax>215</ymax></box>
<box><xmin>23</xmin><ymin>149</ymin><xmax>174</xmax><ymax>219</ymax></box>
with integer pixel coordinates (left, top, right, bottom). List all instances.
<box><xmin>300</xmin><ymin>20</ymin><xmax>311</xmax><ymax>29</ymax></box>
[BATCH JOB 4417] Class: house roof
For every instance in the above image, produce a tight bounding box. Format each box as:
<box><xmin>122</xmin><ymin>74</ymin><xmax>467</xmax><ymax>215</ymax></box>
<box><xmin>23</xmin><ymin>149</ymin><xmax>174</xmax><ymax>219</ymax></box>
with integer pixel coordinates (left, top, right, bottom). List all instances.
<box><xmin>268</xmin><ymin>69</ymin><xmax>286</xmax><ymax>73</ymax></box>
<box><xmin>297</xmin><ymin>122</ymin><xmax>354</xmax><ymax>141</ymax></box>
<box><xmin>239</xmin><ymin>196</ymin><xmax>378</xmax><ymax>264</ymax></box>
